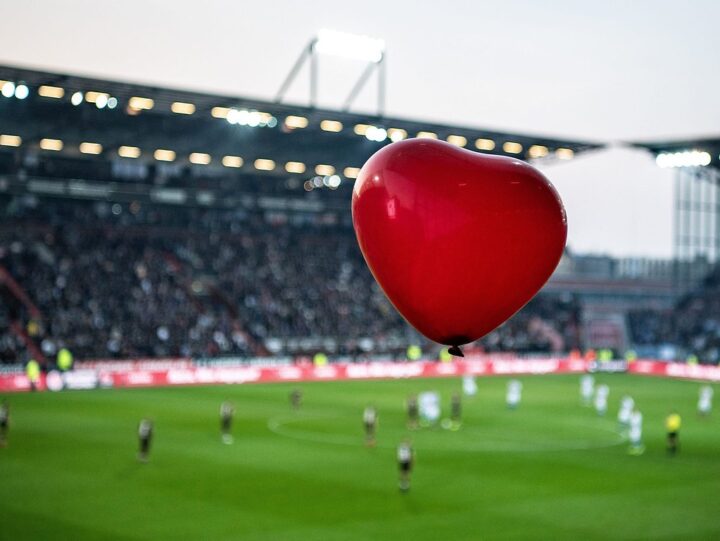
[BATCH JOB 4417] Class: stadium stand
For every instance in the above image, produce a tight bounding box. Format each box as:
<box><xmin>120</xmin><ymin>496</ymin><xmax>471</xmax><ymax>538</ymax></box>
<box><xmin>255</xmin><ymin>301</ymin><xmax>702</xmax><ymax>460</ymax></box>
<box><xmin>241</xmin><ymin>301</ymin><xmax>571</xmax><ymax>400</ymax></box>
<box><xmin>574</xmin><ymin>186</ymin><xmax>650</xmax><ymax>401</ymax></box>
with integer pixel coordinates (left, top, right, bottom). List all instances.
<box><xmin>628</xmin><ymin>265</ymin><xmax>720</xmax><ymax>364</ymax></box>
<box><xmin>0</xmin><ymin>196</ymin><xmax>581</xmax><ymax>363</ymax></box>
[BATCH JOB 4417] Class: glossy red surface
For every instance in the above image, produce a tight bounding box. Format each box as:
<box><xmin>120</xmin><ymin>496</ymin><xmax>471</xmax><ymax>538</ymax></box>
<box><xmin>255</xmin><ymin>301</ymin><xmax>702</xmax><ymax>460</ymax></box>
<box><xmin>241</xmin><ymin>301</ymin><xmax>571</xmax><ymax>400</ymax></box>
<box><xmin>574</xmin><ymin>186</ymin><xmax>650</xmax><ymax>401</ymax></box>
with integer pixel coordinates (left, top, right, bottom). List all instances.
<box><xmin>351</xmin><ymin>138</ymin><xmax>567</xmax><ymax>346</ymax></box>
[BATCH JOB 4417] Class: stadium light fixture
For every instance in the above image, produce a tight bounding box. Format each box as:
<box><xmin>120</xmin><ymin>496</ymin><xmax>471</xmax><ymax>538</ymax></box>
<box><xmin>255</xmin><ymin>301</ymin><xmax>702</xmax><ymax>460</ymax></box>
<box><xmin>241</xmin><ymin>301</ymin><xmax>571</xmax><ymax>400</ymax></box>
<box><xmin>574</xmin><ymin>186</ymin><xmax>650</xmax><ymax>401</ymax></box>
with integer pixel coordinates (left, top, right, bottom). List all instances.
<box><xmin>344</xmin><ymin>167</ymin><xmax>360</xmax><ymax>179</ymax></box>
<box><xmin>320</xmin><ymin>120</ymin><xmax>343</xmax><ymax>132</ymax></box>
<box><xmin>314</xmin><ymin>29</ymin><xmax>385</xmax><ymax>63</ymax></box>
<box><xmin>38</xmin><ymin>85</ymin><xmax>64</xmax><ymax>99</ymax></box>
<box><xmin>118</xmin><ymin>146</ymin><xmax>141</xmax><ymax>159</ymax></box>
<box><xmin>258</xmin><ymin>112</ymin><xmax>277</xmax><ymax>128</ymax></box>
<box><xmin>365</xmin><ymin>126</ymin><xmax>387</xmax><ymax>142</ymax></box>
<box><xmin>528</xmin><ymin>145</ymin><xmax>549</xmax><ymax>158</ymax></box>
<box><xmin>189</xmin><ymin>152</ymin><xmax>211</xmax><ymax>165</ymax></box>
<box><xmin>154</xmin><ymin>149</ymin><xmax>176</xmax><ymax>162</ymax></box>
<box><xmin>227</xmin><ymin>109</ymin><xmax>265</xmax><ymax>127</ymax></box>
<box><xmin>656</xmin><ymin>150</ymin><xmax>711</xmax><ymax>168</ymax></box>
<box><xmin>277</xmin><ymin>29</ymin><xmax>386</xmax><ymax>115</ymax></box>
<box><xmin>354</xmin><ymin>124</ymin><xmax>370</xmax><ymax>135</ymax></box>
<box><xmin>107</xmin><ymin>97</ymin><xmax>118</xmax><ymax>109</ymax></box>
<box><xmin>40</xmin><ymin>138</ymin><xmax>63</xmax><ymax>151</ymax></box>
<box><xmin>556</xmin><ymin>148</ymin><xmax>574</xmax><ymax>160</ymax></box>
<box><xmin>388</xmin><ymin>128</ymin><xmax>407</xmax><ymax>142</ymax></box>
<box><xmin>303</xmin><ymin>180</ymin><xmax>314</xmax><ymax>191</ymax></box>
<box><xmin>85</xmin><ymin>91</ymin><xmax>109</xmax><ymax>104</ymax></box>
<box><xmin>14</xmin><ymin>84</ymin><xmax>29</xmax><ymax>100</ymax></box>
<box><xmin>285</xmin><ymin>161</ymin><xmax>306</xmax><ymax>174</ymax></box>
<box><xmin>326</xmin><ymin>174</ymin><xmax>342</xmax><ymax>189</ymax></box>
<box><xmin>503</xmin><ymin>141</ymin><xmax>523</xmax><ymax>154</ymax></box>
<box><xmin>417</xmin><ymin>131</ymin><xmax>438</xmax><ymax>140</ymax></box>
<box><xmin>447</xmin><ymin>135</ymin><xmax>467</xmax><ymax>147</ymax></box>
<box><xmin>247</xmin><ymin>111</ymin><xmax>262</xmax><ymax>127</ymax></box>
<box><xmin>254</xmin><ymin>158</ymin><xmax>276</xmax><ymax>171</ymax></box>
<box><xmin>285</xmin><ymin>115</ymin><xmax>308</xmax><ymax>129</ymax></box>
<box><xmin>71</xmin><ymin>91</ymin><xmax>84</xmax><ymax>106</ymax></box>
<box><xmin>1</xmin><ymin>81</ymin><xmax>15</xmax><ymax>98</ymax></box>
<box><xmin>171</xmin><ymin>102</ymin><xmax>195</xmax><ymax>115</ymax></box>
<box><xmin>129</xmin><ymin>96</ymin><xmax>154</xmax><ymax>111</ymax></box>
<box><xmin>222</xmin><ymin>155</ymin><xmax>243</xmax><ymax>168</ymax></box>
<box><xmin>475</xmin><ymin>138</ymin><xmax>495</xmax><ymax>151</ymax></box>
<box><xmin>315</xmin><ymin>164</ymin><xmax>336</xmax><ymax>176</ymax></box>
<box><xmin>79</xmin><ymin>142</ymin><xmax>103</xmax><ymax>155</ymax></box>
<box><xmin>211</xmin><ymin>106</ymin><xmax>231</xmax><ymax>119</ymax></box>
<box><xmin>0</xmin><ymin>134</ymin><xmax>22</xmax><ymax>147</ymax></box>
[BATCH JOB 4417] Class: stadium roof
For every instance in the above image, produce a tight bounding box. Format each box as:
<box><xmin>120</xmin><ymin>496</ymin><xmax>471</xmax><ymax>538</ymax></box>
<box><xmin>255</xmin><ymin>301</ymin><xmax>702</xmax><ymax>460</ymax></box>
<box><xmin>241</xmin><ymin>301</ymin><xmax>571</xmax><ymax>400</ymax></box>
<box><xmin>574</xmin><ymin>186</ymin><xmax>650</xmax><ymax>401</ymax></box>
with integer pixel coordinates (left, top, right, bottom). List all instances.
<box><xmin>0</xmin><ymin>64</ymin><xmax>604</xmax><ymax>208</ymax></box>
<box><xmin>631</xmin><ymin>136</ymin><xmax>720</xmax><ymax>171</ymax></box>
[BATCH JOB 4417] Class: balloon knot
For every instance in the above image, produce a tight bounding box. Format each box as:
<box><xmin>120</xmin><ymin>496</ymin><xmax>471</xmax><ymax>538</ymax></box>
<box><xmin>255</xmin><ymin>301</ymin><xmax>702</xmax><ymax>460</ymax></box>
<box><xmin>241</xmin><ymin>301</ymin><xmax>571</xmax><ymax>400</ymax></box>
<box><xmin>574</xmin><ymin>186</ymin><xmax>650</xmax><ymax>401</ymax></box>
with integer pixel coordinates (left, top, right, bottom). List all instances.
<box><xmin>448</xmin><ymin>345</ymin><xmax>464</xmax><ymax>357</ymax></box>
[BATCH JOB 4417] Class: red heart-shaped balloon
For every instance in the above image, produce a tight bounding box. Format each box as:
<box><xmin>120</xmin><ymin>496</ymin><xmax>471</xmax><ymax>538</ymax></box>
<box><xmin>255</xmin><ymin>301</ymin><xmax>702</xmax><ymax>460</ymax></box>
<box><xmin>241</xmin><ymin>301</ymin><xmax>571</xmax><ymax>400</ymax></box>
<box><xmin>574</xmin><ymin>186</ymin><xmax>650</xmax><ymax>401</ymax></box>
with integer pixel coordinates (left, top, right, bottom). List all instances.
<box><xmin>352</xmin><ymin>139</ymin><xmax>567</xmax><ymax>347</ymax></box>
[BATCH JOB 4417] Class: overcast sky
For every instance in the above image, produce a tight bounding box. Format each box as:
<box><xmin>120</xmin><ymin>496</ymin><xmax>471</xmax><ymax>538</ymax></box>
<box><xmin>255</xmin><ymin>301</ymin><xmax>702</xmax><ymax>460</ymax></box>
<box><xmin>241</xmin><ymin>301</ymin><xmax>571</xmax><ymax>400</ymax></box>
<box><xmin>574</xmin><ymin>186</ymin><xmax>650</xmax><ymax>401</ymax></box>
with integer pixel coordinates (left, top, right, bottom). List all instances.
<box><xmin>2</xmin><ymin>0</ymin><xmax>719</xmax><ymax>258</ymax></box>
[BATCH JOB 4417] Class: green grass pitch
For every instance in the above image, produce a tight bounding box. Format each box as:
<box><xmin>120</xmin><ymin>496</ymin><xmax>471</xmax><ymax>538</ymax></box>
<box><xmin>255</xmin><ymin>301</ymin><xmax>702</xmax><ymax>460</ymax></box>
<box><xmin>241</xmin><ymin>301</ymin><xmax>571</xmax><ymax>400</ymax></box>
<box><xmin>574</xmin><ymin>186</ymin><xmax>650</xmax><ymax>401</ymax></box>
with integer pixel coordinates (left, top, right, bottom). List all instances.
<box><xmin>1</xmin><ymin>374</ymin><xmax>719</xmax><ymax>540</ymax></box>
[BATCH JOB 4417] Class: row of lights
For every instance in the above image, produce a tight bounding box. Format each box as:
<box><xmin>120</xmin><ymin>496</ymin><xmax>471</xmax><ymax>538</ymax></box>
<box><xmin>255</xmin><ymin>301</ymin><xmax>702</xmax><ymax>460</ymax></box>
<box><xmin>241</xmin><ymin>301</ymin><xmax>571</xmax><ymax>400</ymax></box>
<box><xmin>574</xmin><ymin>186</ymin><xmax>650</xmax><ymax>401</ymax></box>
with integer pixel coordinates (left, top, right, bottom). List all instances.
<box><xmin>1</xmin><ymin>81</ymin><xmax>30</xmax><ymax>99</ymax></box>
<box><xmin>2</xmin><ymin>80</ymin><xmax>577</xmax><ymax>161</ymax></box>
<box><xmin>0</xmin><ymin>134</ymin><xmax>361</xmax><ymax>178</ymax></box>
<box><xmin>3</xmin><ymin>80</ymin><xmax>157</xmax><ymax>113</ymax></box>
<box><xmin>656</xmin><ymin>150</ymin><xmax>712</xmax><ymax>168</ymax></box>
<box><xmin>303</xmin><ymin>175</ymin><xmax>343</xmax><ymax>191</ymax></box>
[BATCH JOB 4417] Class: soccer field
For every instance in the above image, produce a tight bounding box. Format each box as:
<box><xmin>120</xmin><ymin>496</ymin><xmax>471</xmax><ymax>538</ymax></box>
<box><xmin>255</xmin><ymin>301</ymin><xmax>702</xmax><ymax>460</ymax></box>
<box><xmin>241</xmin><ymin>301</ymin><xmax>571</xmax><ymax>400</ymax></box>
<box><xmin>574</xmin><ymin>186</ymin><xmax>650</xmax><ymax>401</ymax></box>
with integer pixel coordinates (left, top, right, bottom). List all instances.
<box><xmin>1</xmin><ymin>374</ymin><xmax>719</xmax><ymax>540</ymax></box>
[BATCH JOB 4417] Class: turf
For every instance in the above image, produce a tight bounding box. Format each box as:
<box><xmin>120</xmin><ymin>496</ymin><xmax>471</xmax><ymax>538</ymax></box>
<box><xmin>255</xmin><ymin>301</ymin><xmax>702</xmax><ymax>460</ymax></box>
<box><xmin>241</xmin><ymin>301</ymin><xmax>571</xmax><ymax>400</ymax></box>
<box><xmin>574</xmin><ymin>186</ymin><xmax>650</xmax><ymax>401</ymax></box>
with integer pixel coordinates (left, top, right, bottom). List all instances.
<box><xmin>1</xmin><ymin>374</ymin><xmax>719</xmax><ymax>540</ymax></box>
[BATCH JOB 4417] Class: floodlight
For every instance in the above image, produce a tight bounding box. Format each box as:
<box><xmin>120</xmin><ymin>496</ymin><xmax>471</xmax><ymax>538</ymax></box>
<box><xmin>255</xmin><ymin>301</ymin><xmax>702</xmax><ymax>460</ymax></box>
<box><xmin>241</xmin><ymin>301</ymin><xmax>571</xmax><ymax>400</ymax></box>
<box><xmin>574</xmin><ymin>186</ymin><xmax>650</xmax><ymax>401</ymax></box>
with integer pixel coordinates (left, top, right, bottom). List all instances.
<box><xmin>314</xmin><ymin>29</ymin><xmax>385</xmax><ymax>63</ymax></box>
<box><xmin>14</xmin><ymin>84</ymin><xmax>29</xmax><ymax>99</ymax></box>
<box><xmin>656</xmin><ymin>150</ymin><xmax>711</xmax><ymax>168</ymax></box>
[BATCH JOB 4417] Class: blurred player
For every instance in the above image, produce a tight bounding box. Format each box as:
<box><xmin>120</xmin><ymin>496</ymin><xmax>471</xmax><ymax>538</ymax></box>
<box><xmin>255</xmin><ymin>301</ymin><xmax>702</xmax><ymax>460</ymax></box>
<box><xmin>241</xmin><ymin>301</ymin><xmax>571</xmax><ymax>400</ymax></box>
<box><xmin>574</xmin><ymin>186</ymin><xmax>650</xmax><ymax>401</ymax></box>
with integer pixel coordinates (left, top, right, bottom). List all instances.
<box><xmin>698</xmin><ymin>385</ymin><xmax>713</xmax><ymax>416</ymax></box>
<box><xmin>406</xmin><ymin>394</ymin><xmax>419</xmax><ymax>429</ymax></box>
<box><xmin>0</xmin><ymin>399</ymin><xmax>8</xmax><ymax>447</ymax></box>
<box><xmin>628</xmin><ymin>407</ymin><xmax>644</xmax><ymax>455</ymax></box>
<box><xmin>450</xmin><ymin>392</ymin><xmax>462</xmax><ymax>430</ymax></box>
<box><xmin>594</xmin><ymin>384</ymin><xmax>609</xmax><ymax>416</ymax></box>
<box><xmin>580</xmin><ymin>374</ymin><xmax>595</xmax><ymax>406</ymax></box>
<box><xmin>665</xmin><ymin>411</ymin><xmax>681</xmax><ymax>455</ymax></box>
<box><xmin>363</xmin><ymin>405</ymin><xmax>378</xmax><ymax>447</ymax></box>
<box><xmin>462</xmin><ymin>375</ymin><xmax>478</xmax><ymax>396</ymax></box>
<box><xmin>397</xmin><ymin>439</ymin><xmax>414</xmax><ymax>492</ymax></box>
<box><xmin>137</xmin><ymin>418</ymin><xmax>154</xmax><ymax>463</ymax></box>
<box><xmin>220</xmin><ymin>401</ymin><xmax>234</xmax><ymax>444</ymax></box>
<box><xmin>290</xmin><ymin>388</ymin><xmax>302</xmax><ymax>411</ymax></box>
<box><xmin>506</xmin><ymin>380</ymin><xmax>522</xmax><ymax>409</ymax></box>
<box><xmin>617</xmin><ymin>395</ymin><xmax>634</xmax><ymax>429</ymax></box>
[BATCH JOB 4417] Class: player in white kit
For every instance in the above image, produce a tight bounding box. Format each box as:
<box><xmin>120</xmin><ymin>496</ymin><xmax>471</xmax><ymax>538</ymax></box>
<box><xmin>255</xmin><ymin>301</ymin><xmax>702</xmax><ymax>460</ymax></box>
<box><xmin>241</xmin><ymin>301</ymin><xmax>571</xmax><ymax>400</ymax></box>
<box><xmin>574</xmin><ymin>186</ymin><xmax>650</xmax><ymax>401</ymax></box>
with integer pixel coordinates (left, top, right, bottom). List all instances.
<box><xmin>617</xmin><ymin>395</ymin><xmax>634</xmax><ymax>429</ymax></box>
<box><xmin>363</xmin><ymin>405</ymin><xmax>378</xmax><ymax>447</ymax></box>
<box><xmin>698</xmin><ymin>385</ymin><xmax>713</xmax><ymax>416</ymax></box>
<box><xmin>594</xmin><ymin>384</ymin><xmax>609</xmax><ymax>416</ymax></box>
<box><xmin>506</xmin><ymin>380</ymin><xmax>522</xmax><ymax>409</ymax></box>
<box><xmin>628</xmin><ymin>408</ymin><xmax>644</xmax><ymax>455</ymax></box>
<box><xmin>580</xmin><ymin>375</ymin><xmax>595</xmax><ymax>406</ymax></box>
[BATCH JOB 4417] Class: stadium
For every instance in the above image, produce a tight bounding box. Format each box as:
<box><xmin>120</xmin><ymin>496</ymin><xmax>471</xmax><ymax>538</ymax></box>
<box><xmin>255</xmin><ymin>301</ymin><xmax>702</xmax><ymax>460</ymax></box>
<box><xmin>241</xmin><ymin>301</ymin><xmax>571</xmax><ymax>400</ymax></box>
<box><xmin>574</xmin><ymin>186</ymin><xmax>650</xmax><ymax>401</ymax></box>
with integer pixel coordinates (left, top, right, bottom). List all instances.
<box><xmin>1</xmin><ymin>3</ymin><xmax>719</xmax><ymax>540</ymax></box>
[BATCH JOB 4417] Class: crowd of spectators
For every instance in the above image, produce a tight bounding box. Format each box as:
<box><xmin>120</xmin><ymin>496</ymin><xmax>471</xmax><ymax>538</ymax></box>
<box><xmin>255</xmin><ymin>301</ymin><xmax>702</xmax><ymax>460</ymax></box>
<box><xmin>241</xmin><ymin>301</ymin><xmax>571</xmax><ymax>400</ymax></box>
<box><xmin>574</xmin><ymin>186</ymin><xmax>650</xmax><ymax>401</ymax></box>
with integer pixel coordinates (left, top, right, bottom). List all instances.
<box><xmin>628</xmin><ymin>266</ymin><xmax>720</xmax><ymax>364</ymax></box>
<box><xmin>1</xmin><ymin>196</ymin><xmax>581</xmax><ymax>363</ymax></box>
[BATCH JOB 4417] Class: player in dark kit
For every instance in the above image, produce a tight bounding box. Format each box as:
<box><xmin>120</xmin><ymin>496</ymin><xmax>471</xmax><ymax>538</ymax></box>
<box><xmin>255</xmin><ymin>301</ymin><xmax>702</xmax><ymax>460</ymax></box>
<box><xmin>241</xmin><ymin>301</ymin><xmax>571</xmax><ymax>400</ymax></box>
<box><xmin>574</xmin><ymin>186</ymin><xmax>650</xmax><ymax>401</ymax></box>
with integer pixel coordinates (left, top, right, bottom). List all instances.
<box><xmin>137</xmin><ymin>418</ymin><xmax>154</xmax><ymax>463</ymax></box>
<box><xmin>220</xmin><ymin>401</ymin><xmax>235</xmax><ymax>444</ymax></box>
<box><xmin>290</xmin><ymin>389</ymin><xmax>302</xmax><ymax>411</ymax></box>
<box><xmin>363</xmin><ymin>405</ymin><xmax>378</xmax><ymax>447</ymax></box>
<box><xmin>450</xmin><ymin>392</ymin><xmax>462</xmax><ymax>430</ymax></box>
<box><xmin>0</xmin><ymin>400</ymin><xmax>9</xmax><ymax>447</ymax></box>
<box><xmin>407</xmin><ymin>394</ymin><xmax>419</xmax><ymax>429</ymax></box>
<box><xmin>397</xmin><ymin>439</ymin><xmax>414</xmax><ymax>492</ymax></box>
